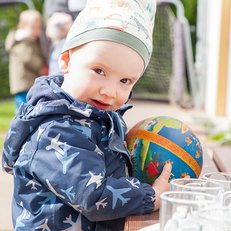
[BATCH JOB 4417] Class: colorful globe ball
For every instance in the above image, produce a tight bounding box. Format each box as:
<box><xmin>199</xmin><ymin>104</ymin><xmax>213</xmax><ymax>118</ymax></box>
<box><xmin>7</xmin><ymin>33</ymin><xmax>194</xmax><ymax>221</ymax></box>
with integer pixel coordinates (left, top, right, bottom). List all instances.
<box><xmin>126</xmin><ymin>116</ymin><xmax>203</xmax><ymax>185</ymax></box>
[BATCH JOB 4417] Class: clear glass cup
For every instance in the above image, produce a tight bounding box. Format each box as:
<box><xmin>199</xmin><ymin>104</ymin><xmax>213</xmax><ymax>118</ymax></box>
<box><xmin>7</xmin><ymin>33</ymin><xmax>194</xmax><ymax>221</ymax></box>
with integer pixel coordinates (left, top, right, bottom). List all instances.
<box><xmin>197</xmin><ymin>206</ymin><xmax>231</xmax><ymax>230</ymax></box>
<box><xmin>223</xmin><ymin>191</ymin><xmax>231</xmax><ymax>207</ymax></box>
<box><xmin>202</xmin><ymin>172</ymin><xmax>231</xmax><ymax>206</ymax></box>
<box><xmin>160</xmin><ymin>191</ymin><xmax>219</xmax><ymax>231</ymax></box>
<box><xmin>202</xmin><ymin>172</ymin><xmax>231</xmax><ymax>191</ymax></box>
<box><xmin>170</xmin><ymin>178</ymin><xmax>224</xmax><ymax>204</ymax></box>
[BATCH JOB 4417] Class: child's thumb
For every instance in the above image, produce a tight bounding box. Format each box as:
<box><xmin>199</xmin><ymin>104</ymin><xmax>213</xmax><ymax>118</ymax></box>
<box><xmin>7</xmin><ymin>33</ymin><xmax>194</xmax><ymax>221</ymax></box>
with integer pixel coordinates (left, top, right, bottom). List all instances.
<box><xmin>152</xmin><ymin>163</ymin><xmax>172</xmax><ymax>211</ymax></box>
<box><xmin>158</xmin><ymin>163</ymin><xmax>172</xmax><ymax>181</ymax></box>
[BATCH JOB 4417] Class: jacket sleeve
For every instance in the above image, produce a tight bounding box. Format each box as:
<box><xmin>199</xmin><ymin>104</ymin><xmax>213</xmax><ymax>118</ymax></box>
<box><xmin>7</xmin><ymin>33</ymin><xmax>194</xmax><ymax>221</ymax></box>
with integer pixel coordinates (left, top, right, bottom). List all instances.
<box><xmin>30</xmin><ymin>119</ymin><xmax>155</xmax><ymax>222</ymax></box>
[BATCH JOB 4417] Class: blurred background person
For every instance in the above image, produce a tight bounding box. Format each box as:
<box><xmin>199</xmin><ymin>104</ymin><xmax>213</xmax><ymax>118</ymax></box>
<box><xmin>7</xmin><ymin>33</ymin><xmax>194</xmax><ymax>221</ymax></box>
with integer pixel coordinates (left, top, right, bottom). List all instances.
<box><xmin>46</xmin><ymin>12</ymin><xmax>73</xmax><ymax>75</ymax></box>
<box><xmin>43</xmin><ymin>0</ymin><xmax>87</xmax><ymax>20</ymax></box>
<box><xmin>5</xmin><ymin>9</ymin><xmax>47</xmax><ymax>110</ymax></box>
<box><xmin>43</xmin><ymin>0</ymin><xmax>86</xmax><ymax>75</ymax></box>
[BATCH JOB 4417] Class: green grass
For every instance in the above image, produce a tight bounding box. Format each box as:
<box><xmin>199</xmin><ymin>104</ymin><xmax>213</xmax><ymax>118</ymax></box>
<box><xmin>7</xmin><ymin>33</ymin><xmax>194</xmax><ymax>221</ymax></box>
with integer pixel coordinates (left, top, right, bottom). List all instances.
<box><xmin>0</xmin><ymin>99</ymin><xmax>15</xmax><ymax>130</ymax></box>
<box><xmin>0</xmin><ymin>99</ymin><xmax>15</xmax><ymax>150</ymax></box>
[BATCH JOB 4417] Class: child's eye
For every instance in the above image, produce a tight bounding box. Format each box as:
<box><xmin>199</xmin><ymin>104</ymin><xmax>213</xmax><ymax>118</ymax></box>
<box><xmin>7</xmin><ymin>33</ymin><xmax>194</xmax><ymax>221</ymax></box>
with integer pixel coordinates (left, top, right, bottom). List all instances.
<box><xmin>94</xmin><ymin>68</ymin><xmax>105</xmax><ymax>76</ymax></box>
<box><xmin>121</xmin><ymin>79</ymin><xmax>132</xmax><ymax>85</ymax></box>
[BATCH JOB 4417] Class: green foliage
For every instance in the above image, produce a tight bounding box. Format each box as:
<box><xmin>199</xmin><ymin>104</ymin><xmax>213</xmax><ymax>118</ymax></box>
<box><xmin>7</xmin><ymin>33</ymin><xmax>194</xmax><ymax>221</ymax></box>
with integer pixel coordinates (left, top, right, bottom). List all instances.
<box><xmin>180</xmin><ymin>0</ymin><xmax>197</xmax><ymax>25</ymax></box>
<box><xmin>181</xmin><ymin>0</ymin><xmax>197</xmax><ymax>58</ymax></box>
<box><xmin>200</xmin><ymin>118</ymin><xmax>231</xmax><ymax>146</ymax></box>
<box><xmin>209</xmin><ymin>129</ymin><xmax>231</xmax><ymax>146</ymax></box>
<box><xmin>31</xmin><ymin>0</ymin><xmax>44</xmax><ymax>13</ymax></box>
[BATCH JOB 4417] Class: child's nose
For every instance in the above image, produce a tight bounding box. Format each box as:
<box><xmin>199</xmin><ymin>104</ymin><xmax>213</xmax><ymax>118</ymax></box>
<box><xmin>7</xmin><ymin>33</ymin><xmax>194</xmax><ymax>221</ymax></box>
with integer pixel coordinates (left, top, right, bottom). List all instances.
<box><xmin>99</xmin><ymin>83</ymin><xmax>117</xmax><ymax>98</ymax></box>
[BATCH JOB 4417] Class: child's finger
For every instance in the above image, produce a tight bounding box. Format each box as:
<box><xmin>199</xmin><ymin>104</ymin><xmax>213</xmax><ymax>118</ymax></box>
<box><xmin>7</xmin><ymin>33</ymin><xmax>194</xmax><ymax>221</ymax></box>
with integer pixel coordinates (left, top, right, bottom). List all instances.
<box><xmin>159</xmin><ymin>163</ymin><xmax>172</xmax><ymax>181</ymax></box>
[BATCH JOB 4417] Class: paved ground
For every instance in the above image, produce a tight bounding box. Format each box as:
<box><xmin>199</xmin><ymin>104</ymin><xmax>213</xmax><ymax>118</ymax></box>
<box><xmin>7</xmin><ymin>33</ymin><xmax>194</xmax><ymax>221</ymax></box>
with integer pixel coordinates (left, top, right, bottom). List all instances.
<box><xmin>0</xmin><ymin>100</ymin><xmax>208</xmax><ymax>231</ymax></box>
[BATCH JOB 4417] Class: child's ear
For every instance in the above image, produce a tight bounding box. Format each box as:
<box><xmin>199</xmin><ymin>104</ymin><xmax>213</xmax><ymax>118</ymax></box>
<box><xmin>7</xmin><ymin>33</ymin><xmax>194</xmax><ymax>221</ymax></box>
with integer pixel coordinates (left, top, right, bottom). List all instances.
<box><xmin>59</xmin><ymin>51</ymin><xmax>70</xmax><ymax>74</ymax></box>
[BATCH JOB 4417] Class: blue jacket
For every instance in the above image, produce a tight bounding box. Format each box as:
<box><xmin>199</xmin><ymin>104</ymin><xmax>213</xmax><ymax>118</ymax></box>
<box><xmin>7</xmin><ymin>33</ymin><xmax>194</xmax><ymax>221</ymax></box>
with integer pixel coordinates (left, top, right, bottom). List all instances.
<box><xmin>2</xmin><ymin>75</ymin><xmax>155</xmax><ymax>231</ymax></box>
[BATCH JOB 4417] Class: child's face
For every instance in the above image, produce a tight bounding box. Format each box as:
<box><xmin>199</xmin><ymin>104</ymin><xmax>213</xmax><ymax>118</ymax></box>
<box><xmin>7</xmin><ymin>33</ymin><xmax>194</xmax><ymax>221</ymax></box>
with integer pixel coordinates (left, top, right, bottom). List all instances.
<box><xmin>61</xmin><ymin>41</ymin><xmax>144</xmax><ymax>111</ymax></box>
<box><xmin>29</xmin><ymin>19</ymin><xmax>42</xmax><ymax>39</ymax></box>
<box><xmin>21</xmin><ymin>18</ymin><xmax>41</xmax><ymax>39</ymax></box>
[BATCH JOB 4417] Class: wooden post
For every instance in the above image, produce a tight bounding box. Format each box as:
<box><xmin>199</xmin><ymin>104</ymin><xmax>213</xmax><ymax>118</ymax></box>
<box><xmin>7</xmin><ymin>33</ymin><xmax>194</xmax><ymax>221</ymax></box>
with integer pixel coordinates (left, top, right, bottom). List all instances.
<box><xmin>216</xmin><ymin>0</ymin><xmax>231</xmax><ymax>116</ymax></box>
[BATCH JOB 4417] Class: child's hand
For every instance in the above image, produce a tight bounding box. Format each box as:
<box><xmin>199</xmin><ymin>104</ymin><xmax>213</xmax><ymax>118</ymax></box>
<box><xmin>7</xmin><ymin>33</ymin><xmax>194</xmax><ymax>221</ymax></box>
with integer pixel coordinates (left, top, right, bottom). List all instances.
<box><xmin>152</xmin><ymin>163</ymin><xmax>172</xmax><ymax>211</ymax></box>
<box><xmin>15</xmin><ymin>28</ymin><xmax>31</xmax><ymax>41</ymax></box>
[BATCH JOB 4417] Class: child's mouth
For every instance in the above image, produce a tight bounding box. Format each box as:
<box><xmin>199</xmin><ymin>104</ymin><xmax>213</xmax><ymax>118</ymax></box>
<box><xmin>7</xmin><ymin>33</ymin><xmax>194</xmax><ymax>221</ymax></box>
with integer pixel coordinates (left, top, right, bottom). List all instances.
<box><xmin>91</xmin><ymin>99</ymin><xmax>111</xmax><ymax>110</ymax></box>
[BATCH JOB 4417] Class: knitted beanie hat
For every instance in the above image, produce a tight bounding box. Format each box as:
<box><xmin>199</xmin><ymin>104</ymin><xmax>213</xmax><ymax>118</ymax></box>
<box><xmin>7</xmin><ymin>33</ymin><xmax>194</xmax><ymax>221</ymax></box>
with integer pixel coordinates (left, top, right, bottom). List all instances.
<box><xmin>62</xmin><ymin>0</ymin><xmax>156</xmax><ymax>69</ymax></box>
